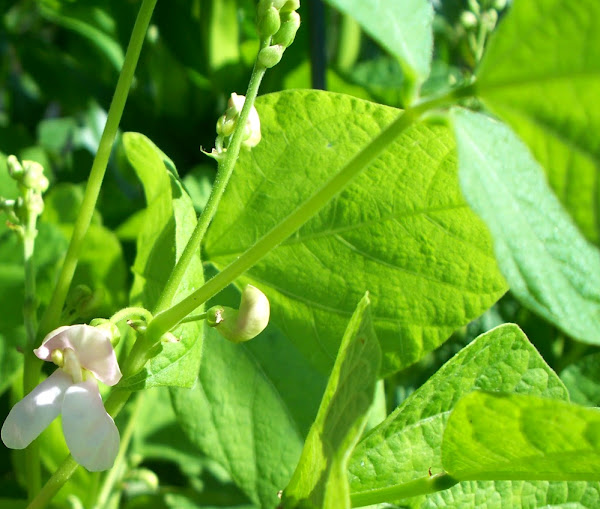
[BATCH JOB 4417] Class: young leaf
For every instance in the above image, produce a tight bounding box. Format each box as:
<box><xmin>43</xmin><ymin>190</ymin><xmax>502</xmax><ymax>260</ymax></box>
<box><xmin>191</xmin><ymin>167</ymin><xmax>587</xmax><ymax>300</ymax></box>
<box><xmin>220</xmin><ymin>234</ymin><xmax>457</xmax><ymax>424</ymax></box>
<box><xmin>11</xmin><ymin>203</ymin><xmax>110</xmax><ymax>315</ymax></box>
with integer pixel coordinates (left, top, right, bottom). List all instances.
<box><xmin>120</xmin><ymin>132</ymin><xmax>203</xmax><ymax>390</ymax></box>
<box><xmin>324</xmin><ymin>0</ymin><xmax>433</xmax><ymax>98</ymax></box>
<box><xmin>204</xmin><ymin>90</ymin><xmax>506</xmax><ymax>377</ymax></box>
<box><xmin>171</xmin><ymin>323</ymin><xmax>328</xmax><ymax>509</ymax></box>
<box><xmin>561</xmin><ymin>353</ymin><xmax>600</xmax><ymax>407</ymax></box>
<box><xmin>476</xmin><ymin>0</ymin><xmax>600</xmax><ymax>244</ymax></box>
<box><xmin>443</xmin><ymin>392</ymin><xmax>600</xmax><ymax>481</ymax></box>
<box><xmin>283</xmin><ymin>293</ymin><xmax>381</xmax><ymax>509</ymax></box>
<box><xmin>421</xmin><ymin>480</ymin><xmax>600</xmax><ymax>509</ymax></box>
<box><xmin>348</xmin><ymin>324</ymin><xmax>568</xmax><ymax>503</ymax></box>
<box><xmin>452</xmin><ymin>109</ymin><xmax>600</xmax><ymax>347</ymax></box>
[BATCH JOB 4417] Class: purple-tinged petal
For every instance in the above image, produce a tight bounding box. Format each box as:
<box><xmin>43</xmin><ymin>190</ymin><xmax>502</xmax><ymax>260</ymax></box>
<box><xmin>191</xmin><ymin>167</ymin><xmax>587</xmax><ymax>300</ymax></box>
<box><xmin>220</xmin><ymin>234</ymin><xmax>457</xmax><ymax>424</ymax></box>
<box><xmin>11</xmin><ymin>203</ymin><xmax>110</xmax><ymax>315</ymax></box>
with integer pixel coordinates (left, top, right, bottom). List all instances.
<box><xmin>61</xmin><ymin>377</ymin><xmax>119</xmax><ymax>472</ymax></box>
<box><xmin>1</xmin><ymin>370</ymin><xmax>71</xmax><ymax>449</ymax></box>
<box><xmin>35</xmin><ymin>325</ymin><xmax>122</xmax><ymax>386</ymax></box>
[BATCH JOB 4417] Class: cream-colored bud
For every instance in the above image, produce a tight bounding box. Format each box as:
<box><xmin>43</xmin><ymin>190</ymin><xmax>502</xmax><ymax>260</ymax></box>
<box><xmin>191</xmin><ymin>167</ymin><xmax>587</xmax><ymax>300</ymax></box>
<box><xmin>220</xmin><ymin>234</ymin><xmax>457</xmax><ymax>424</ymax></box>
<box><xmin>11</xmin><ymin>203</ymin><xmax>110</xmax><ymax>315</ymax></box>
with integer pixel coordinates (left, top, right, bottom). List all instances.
<box><xmin>207</xmin><ymin>285</ymin><xmax>270</xmax><ymax>343</ymax></box>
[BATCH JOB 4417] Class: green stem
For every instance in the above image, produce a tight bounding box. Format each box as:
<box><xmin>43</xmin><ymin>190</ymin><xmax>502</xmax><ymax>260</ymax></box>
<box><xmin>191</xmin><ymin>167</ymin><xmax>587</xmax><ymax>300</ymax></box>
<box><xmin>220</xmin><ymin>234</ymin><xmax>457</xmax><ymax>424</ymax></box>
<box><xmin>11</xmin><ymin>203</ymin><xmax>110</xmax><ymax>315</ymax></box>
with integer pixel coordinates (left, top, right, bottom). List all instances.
<box><xmin>179</xmin><ymin>312</ymin><xmax>208</xmax><ymax>324</ymax></box>
<box><xmin>146</xmin><ymin>85</ymin><xmax>473</xmax><ymax>341</ymax></box>
<box><xmin>94</xmin><ymin>393</ymin><xmax>145</xmax><ymax>509</ymax></box>
<box><xmin>350</xmin><ymin>473</ymin><xmax>459</xmax><ymax>507</ymax></box>
<box><xmin>26</xmin><ymin>457</ymin><xmax>79</xmax><ymax>509</ymax></box>
<box><xmin>37</xmin><ymin>0</ymin><xmax>158</xmax><ymax>340</ymax></box>
<box><xmin>24</xmin><ymin>1</ymin><xmax>158</xmax><ymax>506</ymax></box>
<box><xmin>22</xmin><ymin>196</ymin><xmax>41</xmax><ymax>499</ymax></box>
<box><xmin>153</xmin><ymin>40</ymin><xmax>270</xmax><ymax>314</ymax></box>
<box><xmin>336</xmin><ymin>13</ymin><xmax>361</xmax><ymax>72</ymax></box>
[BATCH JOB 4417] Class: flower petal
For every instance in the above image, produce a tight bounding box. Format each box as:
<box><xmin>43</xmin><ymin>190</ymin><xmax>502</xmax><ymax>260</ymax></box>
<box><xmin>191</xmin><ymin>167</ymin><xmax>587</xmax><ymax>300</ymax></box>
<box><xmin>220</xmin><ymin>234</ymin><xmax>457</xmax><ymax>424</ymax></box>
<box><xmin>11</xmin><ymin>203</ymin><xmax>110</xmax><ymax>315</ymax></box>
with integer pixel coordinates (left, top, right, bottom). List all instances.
<box><xmin>36</xmin><ymin>325</ymin><xmax>122</xmax><ymax>386</ymax></box>
<box><xmin>61</xmin><ymin>376</ymin><xmax>119</xmax><ymax>472</ymax></box>
<box><xmin>1</xmin><ymin>370</ymin><xmax>71</xmax><ymax>449</ymax></box>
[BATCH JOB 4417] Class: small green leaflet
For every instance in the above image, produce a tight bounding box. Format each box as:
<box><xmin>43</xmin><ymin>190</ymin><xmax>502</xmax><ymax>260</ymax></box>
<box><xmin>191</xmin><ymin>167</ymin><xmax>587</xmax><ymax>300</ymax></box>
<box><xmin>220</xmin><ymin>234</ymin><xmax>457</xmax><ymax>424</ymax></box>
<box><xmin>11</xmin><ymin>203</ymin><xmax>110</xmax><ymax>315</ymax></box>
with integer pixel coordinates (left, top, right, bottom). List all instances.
<box><xmin>443</xmin><ymin>392</ymin><xmax>600</xmax><ymax>481</ymax></box>
<box><xmin>476</xmin><ymin>0</ymin><xmax>600</xmax><ymax>244</ymax></box>
<box><xmin>119</xmin><ymin>132</ymin><xmax>203</xmax><ymax>390</ymax></box>
<box><xmin>453</xmin><ymin>109</ymin><xmax>600</xmax><ymax>346</ymax></box>
<box><xmin>348</xmin><ymin>324</ymin><xmax>568</xmax><ymax>505</ymax></box>
<box><xmin>283</xmin><ymin>293</ymin><xmax>381</xmax><ymax>509</ymax></box>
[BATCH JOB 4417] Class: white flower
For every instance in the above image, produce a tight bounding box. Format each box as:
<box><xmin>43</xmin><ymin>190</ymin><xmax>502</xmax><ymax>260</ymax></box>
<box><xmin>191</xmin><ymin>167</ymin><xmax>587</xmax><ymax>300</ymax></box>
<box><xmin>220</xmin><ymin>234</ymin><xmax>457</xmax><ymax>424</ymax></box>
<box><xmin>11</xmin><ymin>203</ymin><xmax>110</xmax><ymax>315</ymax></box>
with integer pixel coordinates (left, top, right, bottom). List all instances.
<box><xmin>1</xmin><ymin>325</ymin><xmax>122</xmax><ymax>471</ymax></box>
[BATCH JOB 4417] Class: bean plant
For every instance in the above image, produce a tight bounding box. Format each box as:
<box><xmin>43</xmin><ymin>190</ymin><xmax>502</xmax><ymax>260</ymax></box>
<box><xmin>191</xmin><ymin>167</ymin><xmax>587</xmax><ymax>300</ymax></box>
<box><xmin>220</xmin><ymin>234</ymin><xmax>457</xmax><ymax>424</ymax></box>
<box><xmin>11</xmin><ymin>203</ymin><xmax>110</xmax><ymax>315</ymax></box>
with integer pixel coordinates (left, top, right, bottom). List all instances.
<box><xmin>1</xmin><ymin>0</ymin><xmax>599</xmax><ymax>508</ymax></box>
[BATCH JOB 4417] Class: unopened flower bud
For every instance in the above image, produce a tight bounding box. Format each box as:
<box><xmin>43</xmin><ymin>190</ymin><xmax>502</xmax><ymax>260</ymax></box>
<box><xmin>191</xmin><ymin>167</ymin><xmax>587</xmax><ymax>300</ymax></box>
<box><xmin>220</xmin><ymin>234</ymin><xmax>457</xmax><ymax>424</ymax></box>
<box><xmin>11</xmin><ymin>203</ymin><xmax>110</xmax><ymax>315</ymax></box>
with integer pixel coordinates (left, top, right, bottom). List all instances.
<box><xmin>274</xmin><ymin>0</ymin><xmax>300</xmax><ymax>12</ymax></box>
<box><xmin>460</xmin><ymin>10</ymin><xmax>478</xmax><ymax>28</ymax></box>
<box><xmin>493</xmin><ymin>0</ymin><xmax>507</xmax><ymax>10</ymax></box>
<box><xmin>28</xmin><ymin>193</ymin><xmax>44</xmax><ymax>216</ymax></box>
<box><xmin>258</xmin><ymin>44</ymin><xmax>285</xmax><ymax>68</ymax></box>
<box><xmin>483</xmin><ymin>9</ymin><xmax>498</xmax><ymax>29</ymax></box>
<box><xmin>6</xmin><ymin>155</ymin><xmax>24</xmax><ymax>180</ymax></box>
<box><xmin>22</xmin><ymin>161</ymin><xmax>49</xmax><ymax>192</ymax></box>
<box><xmin>258</xmin><ymin>6</ymin><xmax>281</xmax><ymax>38</ymax></box>
<box><xmin>257</xmin><ymin>0</ymin><xmax>274</xmax><ymax>19</ymax></box>
<box><xmin>272</xmin><ymin>11</ymin><xmax>300</xmax><ymax>47</ymax></box>
<box><xmin>206</xmin><ymin>285</ymin><xmax>270</xmax><ymax>343</ymax></box>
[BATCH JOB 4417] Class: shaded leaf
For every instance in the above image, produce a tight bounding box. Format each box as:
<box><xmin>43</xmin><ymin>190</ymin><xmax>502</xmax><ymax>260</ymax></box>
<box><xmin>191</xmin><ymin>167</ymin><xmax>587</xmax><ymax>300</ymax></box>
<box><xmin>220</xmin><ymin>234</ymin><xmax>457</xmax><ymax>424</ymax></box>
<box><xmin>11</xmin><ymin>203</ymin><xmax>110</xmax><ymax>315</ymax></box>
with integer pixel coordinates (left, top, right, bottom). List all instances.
<box><xmin>453</xmin><ymin>108</ymin><xmax>600</xmax><ymax>346</ymax></box>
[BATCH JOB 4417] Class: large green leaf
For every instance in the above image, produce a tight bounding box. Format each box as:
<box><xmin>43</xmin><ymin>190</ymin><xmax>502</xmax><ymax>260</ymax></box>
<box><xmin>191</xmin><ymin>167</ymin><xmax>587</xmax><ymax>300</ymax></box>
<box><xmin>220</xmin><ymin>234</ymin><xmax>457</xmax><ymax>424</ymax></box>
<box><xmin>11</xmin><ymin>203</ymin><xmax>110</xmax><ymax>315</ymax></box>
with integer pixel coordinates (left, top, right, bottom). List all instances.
<box><xmin>171</xmin><ymin>322</ymin><xmax>327</xmax><ymax>509</ymax></box>
<box><xmin>453</xmin><ymin>109</ymin><xmax>600</xmax><ymax>346</ymax></box>
<box><xmin>283</xmin><ymin>294</ymin><xmax>381</xmax><ymax>509</ymax></box>
<box><xmin>120</xmin><ymin>132</ymin><xmax>203</xmax><ymax>390</ymax></box>
<box><xmin>348</xmin><ymin>324</ymin><xmax>567</xmax><ymax>504</ymax></box>
<box><xmin>561</xmin><ymin>353</ymin><xmax>600</xmax><ymax>407</ymax></box>
<box><xmin>421</xmin><ymin>480</ymin><xmax>600</xmax><ymax>509</ymax></box>
<box><xmin>324</xmin><ymin>0</ymin><xmax>433</xmax><ymax>98</ymax></box>
<box><xmin>476</xmin><ymin>0</ymin><xmax>600</xmax><ymax>244</ymax></box>
<box><xmin>443</xmin><ymin>392</ymin><xmax>600</xmax><ymax>481</ymax></box>
<box><xmin>204</xmin><ymin>90</ymin><xmax>506</xmax><ymax>376</ymax></box>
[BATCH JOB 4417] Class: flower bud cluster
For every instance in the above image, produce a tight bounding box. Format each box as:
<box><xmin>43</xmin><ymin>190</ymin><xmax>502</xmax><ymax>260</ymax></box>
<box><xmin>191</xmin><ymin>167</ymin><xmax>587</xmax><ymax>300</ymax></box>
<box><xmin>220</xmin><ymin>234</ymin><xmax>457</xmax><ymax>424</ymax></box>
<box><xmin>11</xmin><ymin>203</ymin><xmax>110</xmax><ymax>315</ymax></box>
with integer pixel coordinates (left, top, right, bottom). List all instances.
<box><xmin>1</xmin><ymin>155</ymin><xmax>49</xmax><ymax>237</ymax></box>
<box><xmin>257</xmin><ymin>0</ymin><xmax>301</xmax><ymax>69</ymax></box>
<box><xmin>209</xmin><ymin>93</ymin><xmax>262</xmax><ymax>159</ymax></box>
<box><xmin>460</xmin><ymin>0</ymin><xmax>504</xmax><ymax>33</ymax></box>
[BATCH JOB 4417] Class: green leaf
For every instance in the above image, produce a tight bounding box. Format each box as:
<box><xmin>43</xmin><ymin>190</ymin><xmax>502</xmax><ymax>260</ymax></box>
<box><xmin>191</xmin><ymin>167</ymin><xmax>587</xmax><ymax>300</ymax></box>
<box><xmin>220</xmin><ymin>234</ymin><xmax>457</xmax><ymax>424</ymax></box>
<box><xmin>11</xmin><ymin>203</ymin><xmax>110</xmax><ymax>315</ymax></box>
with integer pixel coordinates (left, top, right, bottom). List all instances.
<box><xmin>41</xmin><ymin>184</ymin><xmax>127</xmax><ymax>316</ymax></box>
<box><xmin>204</xmin><ymin>90</ymin><xmax>506</xmax><ymax>376</ymax></box>
<box><xmin>421</xmin><ymin>481</ymin><xmax>600</xmax><ymax>509</ymax></box>
<box><xmin>171</xmin><ymin>321</ymin><xmax>327</xmax><ymax>509</ymax></box>
<box><xmin>324</xmin><ymin>0</ymin><xmax>433</xmax><ymax>97</ymax></box>
<box><xmin>283</xmin><ymin>293</ymin><xmax>381</xmax><ymax>509</ymax></box>
<box><xmin>120</xmin><ymin>132</ymin><xmax>203</xmax><ymax>390</ymax></box>
<box><xmin>452</xmin><ymin>108</ymin><xmax>600</xmax><ymax>346</ymax></box>
<box><xmin>348</xmin><ymin>324</ymin><xmax>568</xmax><ymax>504</ymax></box>
<box><xmin>476</xmin><ymin>0</ymin><xmax>600</xmax><ymax>244</ymax></box>
<box><xmin>443</xmin><ymin>392</ymin><xmax>600</xmax><ymax>481</ymax></box>
<box><xmin>561</xmin><ymin>353</ymin><xmax>600</xmax><ymax>407</ymax></box>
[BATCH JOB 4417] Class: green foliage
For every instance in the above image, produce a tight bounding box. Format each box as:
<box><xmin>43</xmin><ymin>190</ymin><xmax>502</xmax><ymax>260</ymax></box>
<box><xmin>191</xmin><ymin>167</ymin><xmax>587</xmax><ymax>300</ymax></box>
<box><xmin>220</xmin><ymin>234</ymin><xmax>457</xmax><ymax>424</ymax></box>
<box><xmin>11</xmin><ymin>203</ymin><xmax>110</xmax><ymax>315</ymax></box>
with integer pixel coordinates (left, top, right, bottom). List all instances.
<box><xmin>453</xmin><ymin>108</ymin><xmax>600</xmax><ymax>347</ymax></box>
<box><xmin>204</xmin><ymin>90</ymin><xmax>506</xmax><ymax>376</ymax></box>
<box><xmin>324</xmin><ymin>0</ymin><xmax>434</xmax><ymax>99</ymax></box>
<box><xmin>561</xmin><ymin>353</ymin><xmax>600</xmax><ymax>407</ymax></box>
<box><xmin>348</xmin><ymin>324</ymin><xmax>567</xmax><ymax>503</ymax></box>
<box><xmin>443</xmin><ymin>392</ymin><xmax>600</xmax><ymax>481</ymax></box>
<box><xmin>421</xmin><ymin>481</ymin><xmax>600</xmax><ymax>509</ymax></box>
<box><xmin>172</xmin><ymin>322</ymin><xmax>326</xmax><ymax>509</ymax></box>
<box><xmin>476</xmin><ymin>0</ymin><xmax>600</xmax><ymax>245</ymax></box>
<box><xmin>120</xmin><ymin>133</ymin><xmax>203</xmax><ymax>390</ymax></box>
<box><xmin>283</xmin><ymin>293</ymin><xmax>380</xmax><ymax>509</ymax></box>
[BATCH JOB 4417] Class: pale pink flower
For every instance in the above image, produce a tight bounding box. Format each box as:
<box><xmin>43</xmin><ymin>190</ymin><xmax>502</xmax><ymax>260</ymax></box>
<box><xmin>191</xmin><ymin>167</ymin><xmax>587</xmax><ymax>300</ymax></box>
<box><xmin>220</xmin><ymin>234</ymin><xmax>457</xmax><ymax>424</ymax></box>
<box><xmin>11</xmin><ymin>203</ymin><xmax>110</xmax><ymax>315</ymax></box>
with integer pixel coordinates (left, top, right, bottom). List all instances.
<box><xmin>1</xmin><ymin>325</ymin><xmax>122</xmax><ymax>471</ymax></box>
